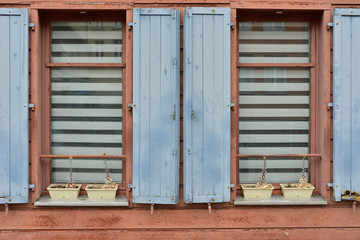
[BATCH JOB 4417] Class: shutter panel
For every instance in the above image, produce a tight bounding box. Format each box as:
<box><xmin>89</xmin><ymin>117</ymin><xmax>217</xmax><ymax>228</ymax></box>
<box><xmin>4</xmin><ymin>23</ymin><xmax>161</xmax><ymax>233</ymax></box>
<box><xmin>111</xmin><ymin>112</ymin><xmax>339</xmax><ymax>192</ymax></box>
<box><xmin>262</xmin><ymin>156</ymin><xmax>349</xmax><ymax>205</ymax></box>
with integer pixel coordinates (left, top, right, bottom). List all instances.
<box><xmin>132</xmin><ymin>8</ymin><xmax>180</xmax><ymax>204</ymax></box>
<box><xmin>333</xmin><ymin>9</ymin><xmax>360</xmax><ymax>201</ymax></box>
<box><xmin>0</xmin><ymin>9</ymin><xmax>29</xmax><ymax>204</ymax></box>
<box><xmin>183</xmin><ymin>7</ymin><xmax>231</xmax><ymax>203</ymax></box>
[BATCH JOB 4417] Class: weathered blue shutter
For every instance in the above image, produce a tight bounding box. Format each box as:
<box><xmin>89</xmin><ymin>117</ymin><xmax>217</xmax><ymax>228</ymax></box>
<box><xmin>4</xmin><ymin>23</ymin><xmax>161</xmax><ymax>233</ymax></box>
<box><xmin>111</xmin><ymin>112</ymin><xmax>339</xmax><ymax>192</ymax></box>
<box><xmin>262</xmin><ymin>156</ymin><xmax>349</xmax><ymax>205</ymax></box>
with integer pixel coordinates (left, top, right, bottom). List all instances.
<box><xmin>183</xmin><ymin>7</ymin><xmax>231</xmax><ymax>203</ymax></box>
<box><xmin>0</xmin><ymin>9</ymin><xmax>29</xmax><ymax>204</ymax></box>
<box><xmin>132</xmin><ymin>8</ymin><xmax>180</xmax><ymax>204</ymax></box>
<box><xmin>333</xmin><ymin>9</ymin><xmax>360</xmax><ymax>201</ymax></box>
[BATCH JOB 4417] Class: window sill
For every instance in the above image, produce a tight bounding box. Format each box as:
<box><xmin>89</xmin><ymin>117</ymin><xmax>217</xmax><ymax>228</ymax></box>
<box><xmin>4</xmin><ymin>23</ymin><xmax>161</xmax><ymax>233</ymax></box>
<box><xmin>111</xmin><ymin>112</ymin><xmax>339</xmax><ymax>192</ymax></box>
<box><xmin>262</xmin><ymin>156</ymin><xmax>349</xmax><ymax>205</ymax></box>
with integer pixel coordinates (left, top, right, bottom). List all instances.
<box><xmin>34</xmin><ymin>195</ymin><xmax>129</xmax><ymax>207</ymax></box>
<box><xmin>234</xmin><ymin>195</ymin><xmax>327</xmax><ymax>205</ymax></box>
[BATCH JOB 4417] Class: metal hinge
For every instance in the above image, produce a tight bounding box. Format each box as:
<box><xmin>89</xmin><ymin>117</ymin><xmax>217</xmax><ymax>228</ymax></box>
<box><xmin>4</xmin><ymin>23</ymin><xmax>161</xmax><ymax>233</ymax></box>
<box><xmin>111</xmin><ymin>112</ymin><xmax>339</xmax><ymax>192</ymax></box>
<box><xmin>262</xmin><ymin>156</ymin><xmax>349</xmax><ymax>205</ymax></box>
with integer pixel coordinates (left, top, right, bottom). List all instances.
<box><xmin>191</xmin><ymin>110</ymin><xmax>195</xmax><ymax>119</ymax></box>
<box><xmin>187</xmin><ymin>57</ymin><xmax>192</xmax><ymax>64</ymax></box>
<box><xmin>327</xmin><ymin>102</ymin><xmax>333</xmax><ymax>110</ymax></box>
<box><xmin>28</xmin><ymin>103</ymin><xmax>35</xmax><ymax>111</ymax></box>
<box><xmin>187</xmin><ymin>149</ymin><xmax>191</xmax><ymax>155</ymax></box>
<box><xmin>171</xmin><ymin>149</ymin><xmax>177</xmax><ymax>155</ymax></box>
<box><xmin>171</xmin><ymin>10</ymin><xmax>176</xmax><ymax>19</ymax></box>
<box><xmin>128</xmin><ymin>103</ymin><xmax>136</xmax><ymax>110</ymax></box>
<box><xmin>327</xmin><ymin>22</ymin><xmax>334</xmax><ymax>31</ymax></box>
<box><xmin>128</xmin><ymin>184</ymin><xmax>134</xmax><ymax>189</ymax></box>
<box><xmin>128</xmin><ymin>22</ymin><xmax>134</xmax><ymax>30</ymax></box>
<box><xmin>172</xmin><ymin>57</ymin><xmax>177</xmax><ymax>65</ymax></box>
<box><xmin>228</xmin><ymin>22</ymin><xmax>235</xmax><ymax>30</ymax></box>
<box><xmin>327</xmin><ymin>183</ymin><xmax>333</xmax><ymax>188</ymax></box>
<box><xmin>170</xmin><ymin>105</ymin><xmax>176</xmax><ymax>120</ymax></box>
<box><xmin>187</xmin><ymin>193</ymin><xmax>192</xmax><ymax>202</ymax></box>
<box><xmin>171</xmin><ymin>193</ymin><xmax>175</xmax><ymax>201</ymax></box>
<box><xmin>29</xmin><ymin>23</ymin><xmax>35</xmax><ymax>31</ymax></box>
<box><xmin>29</xmin><ymin>184</ymin><xmax>35</xmax><ymax>189</ymax></box>
<box><xmin>187</xmin><ymin>9</ymin><xmax>192</xmax><ymax>18</ymax></box>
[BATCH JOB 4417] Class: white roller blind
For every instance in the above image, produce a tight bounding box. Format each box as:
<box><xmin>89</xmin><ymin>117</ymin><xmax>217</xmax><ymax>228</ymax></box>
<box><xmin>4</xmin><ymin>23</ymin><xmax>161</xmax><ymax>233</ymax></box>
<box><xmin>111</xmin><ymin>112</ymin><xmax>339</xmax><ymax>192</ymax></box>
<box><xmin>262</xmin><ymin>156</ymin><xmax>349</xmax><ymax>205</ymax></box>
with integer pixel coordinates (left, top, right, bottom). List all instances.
<box><xmin>50</xmin><ymin>67</ymin><xmax>123</xmax><ymax>183</ymax></box>
<box><xmin>51</xmin><ymin>21</ymin><xmax>122</xmax><ymax>63</ymax></box>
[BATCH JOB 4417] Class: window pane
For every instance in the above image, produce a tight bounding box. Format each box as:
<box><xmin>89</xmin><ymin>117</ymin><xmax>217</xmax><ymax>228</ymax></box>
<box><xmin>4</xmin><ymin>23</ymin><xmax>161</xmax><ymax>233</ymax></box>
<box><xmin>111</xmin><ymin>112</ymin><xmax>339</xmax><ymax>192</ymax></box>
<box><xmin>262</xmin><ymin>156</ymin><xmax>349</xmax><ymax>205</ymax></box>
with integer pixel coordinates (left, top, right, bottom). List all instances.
<box><xmin>50</xmin><ymin>67</ymin><xmax>123</xmax><ymax>183</ymax></box>
<box><xmin>239</xmin><ymin>22</ymin><xmax>310</xmax><ymax>63</ymax></box>
<box><xmin>238</xmin><ymin>68</ymin><xmax>310</xmax><ymax>183</ymax></box>
<box><xmin>51</xmin><ymin>22</ymin><xmax>122</xmax><ymax>63</ymax></box>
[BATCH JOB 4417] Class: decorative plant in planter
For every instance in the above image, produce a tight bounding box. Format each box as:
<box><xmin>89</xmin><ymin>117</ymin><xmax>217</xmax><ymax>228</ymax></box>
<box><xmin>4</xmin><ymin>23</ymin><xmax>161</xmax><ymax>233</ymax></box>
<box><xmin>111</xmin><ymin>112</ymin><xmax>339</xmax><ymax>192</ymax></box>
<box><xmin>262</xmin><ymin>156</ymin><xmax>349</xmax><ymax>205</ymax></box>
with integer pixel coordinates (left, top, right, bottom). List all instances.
<box><xmin>241</xmin><ymin>157</ymin><xmax>274</xmax><ymax>199</ymax></box>
<box><xmin>280</xmin><ymin>155</ymin><xmax>315</xmax><ymax>199</ymax></box>
<box><xmin>47</xmin><ymin>155</ymin><xmax>82</xmax><ymax>199</ymax></box>
<box><xmin>85</xmin><ymin>153</ymin><xmax>118</xmax><ymax>199</ymax></box>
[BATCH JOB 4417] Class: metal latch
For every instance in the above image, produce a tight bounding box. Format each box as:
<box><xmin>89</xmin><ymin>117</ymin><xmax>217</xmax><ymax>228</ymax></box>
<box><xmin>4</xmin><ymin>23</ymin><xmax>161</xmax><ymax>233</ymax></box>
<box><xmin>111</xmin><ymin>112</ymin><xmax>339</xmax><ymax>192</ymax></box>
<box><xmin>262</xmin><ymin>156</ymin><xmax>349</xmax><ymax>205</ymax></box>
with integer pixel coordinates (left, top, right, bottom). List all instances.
<box><xmin>172</xmin><ymin>57</ymin><xmax>177</xmax><ymax>65</ymax></box>
<box><xmin>327</xmin><ymin>103</ymin><xmax>333</xmax><ymax>110</ymax></box>
<box><xmin>327</xmin><ymin>22</ymin><xmax>333</xmax><ymax>30</ymax></box>
<box><xmin>171</xmin><ymin>149</ymin><xmax>177</xmax><ymax>155</ymax></box>
<box><xmin>128</xmin><ymin>22</ymin><xmax>134</xmax><ymax>30</ymax></box>
<box><xmin>28</xmin><ymin>103</ymin><xmax>35</xmax><ymax>111</ymax></box>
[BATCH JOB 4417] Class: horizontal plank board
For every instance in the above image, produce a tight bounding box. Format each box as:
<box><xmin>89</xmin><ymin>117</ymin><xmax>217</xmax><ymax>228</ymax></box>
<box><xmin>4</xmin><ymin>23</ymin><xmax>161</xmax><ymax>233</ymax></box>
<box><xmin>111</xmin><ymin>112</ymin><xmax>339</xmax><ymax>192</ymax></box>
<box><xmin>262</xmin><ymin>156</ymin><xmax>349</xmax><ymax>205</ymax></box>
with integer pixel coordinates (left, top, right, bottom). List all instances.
<box><xmin>51</xmin><ymin>121</ymin><xmax>122</xmax><ymax>130</ymax></box>
<box><xmin>52</xmin><ymin>31</ymin><xmax>122</xmax><ymax>40</ymax></box>
<box><xmin>239</xmin><ymin>44</ymin><xmax>309</xmax><ymax>53</ymax></box>
<box><xmin>239</xmin><ymin>147</ymin><xmax>309</xmax><ymax>154</ymax></box>
<box><xmin>239</xmin><ymin>121</ymin><xmax>309</xmax><ymax>130</ymax></box>
<box><xmin>51</xmin><ymin>57</ymin><xmax>122</xmax><ymax>63</ymax></box>
<box><xmin>239</xmin><ymin>134</ymin><xmax>308</xmax><ymax>143</ymax></box>
<box><xmin>52</xmin><ymin>44</ymin><xmax>122</xmax><ymax>52</ymax></box>
<box><xmin>239</xmin><ymin>108</ymin><xmax>309</xmax><ymax>117</ymax></box>
<box><xmin>52</xmin><ymin>158</ymin><xmax>122</xmax><ymax>169</ymax></box>
<box><xmin>51</xmin><ymin>134</ymin><xmax>122</xmax><ymax>143</ymax></box>
<box><xmin>239</xmin><ymin>96</ymin><xmax>309</xmax><ymax>104</ymax></box>
<box><xmin>239</xmin><ymin>31</ymin><xmax>309</xmax><ymax>40</ymax></box>
<box><xmin>51</xmin><ymin>95</ymin><xmax>122</xmax><ymax>104</ymax></box>
<box><xmin>51</xmin><ymin>108</ymin><xmax>122</xmax><ymax>117</ymax></box>
<box><xmin>51</xmin><ymin>69</ymin><xmax>123</xmax><ymax>78</ymax></box>
<box><xmin>239</xmin><ymin>83</ymin><xmax>309</xmax><ymax>91</ymax></box>
<box><xmin>240</xmin><ymin>22</ymin><xmax>309</xmax><ymax>28</ymax></box>
<box><xmin>51</xmin><ymin>147</ymin><xmax>122</xmax><ymax>155</ymax></box>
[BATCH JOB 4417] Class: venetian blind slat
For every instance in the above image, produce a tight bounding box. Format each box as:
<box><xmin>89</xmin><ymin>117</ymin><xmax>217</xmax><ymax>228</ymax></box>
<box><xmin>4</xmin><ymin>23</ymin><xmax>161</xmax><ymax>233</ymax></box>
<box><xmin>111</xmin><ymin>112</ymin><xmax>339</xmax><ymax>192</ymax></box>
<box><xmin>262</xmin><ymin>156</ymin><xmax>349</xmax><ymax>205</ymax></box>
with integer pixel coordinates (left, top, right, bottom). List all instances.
<box><xmin>50</xmin><ymin>67</ymin><xmax>123</xmax><ymax>184</ymax></box>
<box><xmin>238</xmin><ymin>68</ymin><xmax>310</xmax><ymax>183</ymax></box>
<box><xmin>51</xmin><ymin>21</ymin><xmax>122</xmax><ymax>63</ymax></box>
<box><xmin>239</xmin><ymin>22</ymin><xmax>310</xmax><ymax>63</ymax></box>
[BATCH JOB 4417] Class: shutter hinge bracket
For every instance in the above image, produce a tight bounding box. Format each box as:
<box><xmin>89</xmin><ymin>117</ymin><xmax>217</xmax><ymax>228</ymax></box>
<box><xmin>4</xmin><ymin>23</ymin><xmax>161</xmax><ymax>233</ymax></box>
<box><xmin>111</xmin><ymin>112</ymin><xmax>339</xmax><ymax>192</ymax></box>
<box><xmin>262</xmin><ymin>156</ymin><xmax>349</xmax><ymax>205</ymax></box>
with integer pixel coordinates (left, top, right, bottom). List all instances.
<box><xmin>228</xmin><ymin>22</ymin><xmax>235</xmax><ymax>30</ymax></box>
<box><xmin>172</xmin><ymin>57</ymin><xmax>177</xmax><ymax>65</ymax></box>
<box><xmin>171</xmin><ymin>149</ymin><xmax>177</xmax><ymax>155</ymax></box>
<box><xmin>327</xmin><ymin>183</ymin><xmax>333</xmax><ymax>188</ymax></box>
<box><xmin>327</xmin><ymin>102</ymin><xmax>333</xmax><ymax>110</ymax></box>
<box><xmin>128</xmin><ymin>184</ymin><xmax>135</xmax><ymax>189</ymax></box>
<box><xmin>29</xmin><ymin>184</ymin><xmax>35</xmax><ymax>189</ymax></box>
<box><xmin>29</xmin><ymin>23</ymin><xmax>35</xmax><ymax>31</ymax></box>
<box><xmin>230</xmin><ymin>103</ymin><xmax>235</xmax><ymax>111</ymax></box>
<box><xmin>327</xmin><ymin>22</ymin><xmax>333</xmax><ymax>30</ymax></box>
<box><xmin>128</xmin><ymin>22</ymin><xmax>134</xmax><ymax>30</ymax></box>
<box><xmin>128</xmin><ymin>103</ymin><xmax>136</xmax><ymax>111</ymax></box>
<box><xmin>187</xmin><ymin>57</ymin><xmax>192</xmax><ymax>64</ymax></box>
<box><xmin>28</xmin><ymin>103</ymin><xmax>35</xmax><ymax>111</ymax></box>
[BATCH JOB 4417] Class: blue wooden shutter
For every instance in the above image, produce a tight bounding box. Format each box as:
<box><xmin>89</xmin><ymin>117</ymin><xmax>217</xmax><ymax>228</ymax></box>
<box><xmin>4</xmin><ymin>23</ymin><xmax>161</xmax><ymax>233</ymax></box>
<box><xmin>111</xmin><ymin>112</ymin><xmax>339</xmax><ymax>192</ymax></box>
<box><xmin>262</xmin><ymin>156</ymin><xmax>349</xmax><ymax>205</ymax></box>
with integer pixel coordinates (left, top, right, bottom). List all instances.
<box><xmin>132</xmin><ymin>8</ymin><xmax>180</xmax><ymax>204</ymax></box>
<box><xmin>183</xmin><ymin>7</ymin><xmax>231</xmax><ymax>203</ymax></box>
<box><xmin>0</xmin><ymin>9</ymin><xmax>29</xmax><ymax>204</ymax></box>
<box><xmin>333</xmin><ymin>8</ymin><xmax>360</xmax><ymax>201</ymax></box>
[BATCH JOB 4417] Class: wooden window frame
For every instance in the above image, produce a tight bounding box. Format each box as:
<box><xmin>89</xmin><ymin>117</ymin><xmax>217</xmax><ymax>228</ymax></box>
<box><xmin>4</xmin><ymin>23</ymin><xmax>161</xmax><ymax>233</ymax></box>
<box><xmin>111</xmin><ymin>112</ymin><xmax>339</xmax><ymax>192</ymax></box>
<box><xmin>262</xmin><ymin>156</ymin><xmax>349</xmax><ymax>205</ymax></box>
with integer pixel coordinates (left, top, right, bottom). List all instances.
<box><xmin>232</xmin><ymin>11</ymin><xmax>322</xmax><ymax>197</ymax></box>
<box><xmin>40</xmin><ymin>10</ymin><xmax>129</xmax><ymax>195</ymax></box>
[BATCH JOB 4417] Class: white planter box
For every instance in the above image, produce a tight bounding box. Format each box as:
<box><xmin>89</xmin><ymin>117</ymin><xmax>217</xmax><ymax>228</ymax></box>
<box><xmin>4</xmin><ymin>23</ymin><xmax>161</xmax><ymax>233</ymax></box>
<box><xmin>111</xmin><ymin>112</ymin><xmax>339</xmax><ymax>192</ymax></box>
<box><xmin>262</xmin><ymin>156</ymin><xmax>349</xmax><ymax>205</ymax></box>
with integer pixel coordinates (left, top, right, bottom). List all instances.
<box><xmin>241</xmin><ymin>184</ymin><xmax>274</xmax><ymax>199</ymax></box>
<box><xmin>85</xmin><ymin>184</ymin><xmax>118</xmax><ymax>199</ymax></box>
<box><xmin>47</xmin><ymin>184</ymin><xmax>81</xmax><ymax>200</ymax></box>
<box><xmin>280</xmin><ymin>183</ymin><xmax>315</xmax><ymax>199</ymax></box>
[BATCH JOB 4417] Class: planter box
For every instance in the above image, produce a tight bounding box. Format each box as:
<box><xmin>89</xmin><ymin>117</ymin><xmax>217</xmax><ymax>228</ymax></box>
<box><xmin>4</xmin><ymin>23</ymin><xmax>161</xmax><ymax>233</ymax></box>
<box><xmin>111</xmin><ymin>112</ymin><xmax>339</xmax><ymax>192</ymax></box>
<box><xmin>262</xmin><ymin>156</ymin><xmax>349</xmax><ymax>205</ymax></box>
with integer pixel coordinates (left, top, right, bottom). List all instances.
<box><xmin>47</xmin><ymin>184</ymin><xmax>81</xmax><ymax>200</ymax></box>
<box><xmin>85</xmin><ymin>184</ymin><xmax>118</xmax><ymax>199</ymax></box>
<box><xmin>241</xmin><ymin>184</ymin><xmax>274</xmax><ymax>199</ymax></box>
<box><xmin>280</xmin><ymin>183</ymin><xmax>315</xmax><ymax>199</ymax></box>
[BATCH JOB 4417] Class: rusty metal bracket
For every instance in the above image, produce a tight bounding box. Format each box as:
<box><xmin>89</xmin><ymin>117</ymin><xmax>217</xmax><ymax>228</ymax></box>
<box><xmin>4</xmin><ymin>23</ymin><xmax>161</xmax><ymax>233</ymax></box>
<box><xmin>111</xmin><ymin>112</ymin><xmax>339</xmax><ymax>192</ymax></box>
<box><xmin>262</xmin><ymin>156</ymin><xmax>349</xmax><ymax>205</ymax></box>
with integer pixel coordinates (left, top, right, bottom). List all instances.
<box><xmin>208</xmin><ymin>203</ymin><xmax>212</xmax><ymax>214</ymax></box>
<box><xmin>341</xmin><ymin>191</ymin><xmax>360</xmax><ymax>213</ymax></box>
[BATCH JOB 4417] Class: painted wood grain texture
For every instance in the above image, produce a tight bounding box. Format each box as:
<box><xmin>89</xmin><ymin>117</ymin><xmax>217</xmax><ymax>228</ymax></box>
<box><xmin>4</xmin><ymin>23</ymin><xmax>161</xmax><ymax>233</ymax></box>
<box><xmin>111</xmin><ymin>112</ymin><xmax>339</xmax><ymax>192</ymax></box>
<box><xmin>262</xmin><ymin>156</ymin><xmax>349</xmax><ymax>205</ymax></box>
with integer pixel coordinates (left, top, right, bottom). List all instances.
<box><xmin>0</xmin><ymin>8</ymin><xmax>29</xmax><ymax>204</ymax></box>
<box><xmin>132</xmin><ymin>8</ymin><xmax>180</xmax><ymax>204</ymax></box>
<box><xmin>333</xmin><ymin>8</ymin><xmax>360</xmax><ymax>201</ymax></box>
<box><xmin>183</xmin><ymin>7</ymin><xmax>231</xmax><ymax>203</ymax></box>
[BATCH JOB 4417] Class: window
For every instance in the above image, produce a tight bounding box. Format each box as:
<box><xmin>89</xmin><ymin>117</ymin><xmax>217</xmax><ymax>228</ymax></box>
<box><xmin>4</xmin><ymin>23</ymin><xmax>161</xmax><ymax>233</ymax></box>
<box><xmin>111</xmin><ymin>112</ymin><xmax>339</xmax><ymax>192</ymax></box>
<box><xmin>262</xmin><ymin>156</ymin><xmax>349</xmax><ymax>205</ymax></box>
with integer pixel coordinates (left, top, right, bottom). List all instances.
<box><xmin>46</xmin><ymin>13</ymin><xmax>126</xmax><ymax>185</ymax></box>
<box><xmin>237</xmin><ymin>16</ymin><xmax>314</xmax><ymax>184</ymax></box>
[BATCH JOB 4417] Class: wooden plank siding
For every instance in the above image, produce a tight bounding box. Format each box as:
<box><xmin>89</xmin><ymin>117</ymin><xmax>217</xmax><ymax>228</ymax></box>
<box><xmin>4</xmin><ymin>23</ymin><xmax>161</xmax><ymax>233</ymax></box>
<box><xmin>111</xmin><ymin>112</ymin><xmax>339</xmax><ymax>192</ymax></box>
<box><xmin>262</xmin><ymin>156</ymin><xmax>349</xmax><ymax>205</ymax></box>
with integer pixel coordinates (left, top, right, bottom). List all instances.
<box><xmin>0</xmin><ymin>0</ymin><xmax>357</xmax><ymax>238</ymax></box>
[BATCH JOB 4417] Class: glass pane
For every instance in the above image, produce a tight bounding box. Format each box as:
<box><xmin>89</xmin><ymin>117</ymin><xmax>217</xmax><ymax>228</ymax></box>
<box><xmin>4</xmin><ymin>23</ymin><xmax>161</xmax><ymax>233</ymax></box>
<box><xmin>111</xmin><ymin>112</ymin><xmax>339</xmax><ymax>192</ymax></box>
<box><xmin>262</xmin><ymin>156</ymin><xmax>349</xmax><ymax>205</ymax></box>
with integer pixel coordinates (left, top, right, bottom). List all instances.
<box><xmin>51</xmin><ymin>21</ymin><xmax>122</xmax><ymax>63</ymax></box>
<box><xmin>50</xmin><ymin>67</ymin><xmax>123</xmax><ymax>183</ymax></box>
<box><xmin>239</xmin><ymin>22</ymin><xmax>310</xmax><ymax>63</ymax></box>
<box><xmin>238</xmin><ymin>68</ymin><xmax>310</xmax><ymax>183</ymax></box>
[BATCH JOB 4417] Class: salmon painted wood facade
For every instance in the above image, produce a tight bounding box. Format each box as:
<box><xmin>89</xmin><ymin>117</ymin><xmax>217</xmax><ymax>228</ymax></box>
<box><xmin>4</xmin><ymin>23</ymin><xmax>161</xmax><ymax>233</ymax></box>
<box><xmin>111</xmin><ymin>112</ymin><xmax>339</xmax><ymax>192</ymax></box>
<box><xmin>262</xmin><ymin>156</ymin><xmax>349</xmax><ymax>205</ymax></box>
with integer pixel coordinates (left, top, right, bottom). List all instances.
<box><xmin>1</xmin><ymin>0</ymin><xmax>360</xmax><ymax>239</ymax></box>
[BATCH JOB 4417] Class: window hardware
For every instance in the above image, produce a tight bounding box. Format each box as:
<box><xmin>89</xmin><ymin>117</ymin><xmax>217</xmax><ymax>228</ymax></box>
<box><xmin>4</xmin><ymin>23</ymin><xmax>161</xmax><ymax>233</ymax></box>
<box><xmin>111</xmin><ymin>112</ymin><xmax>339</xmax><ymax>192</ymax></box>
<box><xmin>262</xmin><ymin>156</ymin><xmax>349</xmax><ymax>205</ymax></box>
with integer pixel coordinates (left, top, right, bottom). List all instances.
<box><xmin>228</xmin><ymin>22</ymin><xmax>235</xmax><ymax>30</ymax></box>
<box><xmin>29</xmin><ymin>23</ymin><xmax>35</xmax><ymax>31</ymax></box>
<box><xmin>28</xmin><ymin>103</ymin><xmax>35</xmax><ymax>111</ymax></box>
